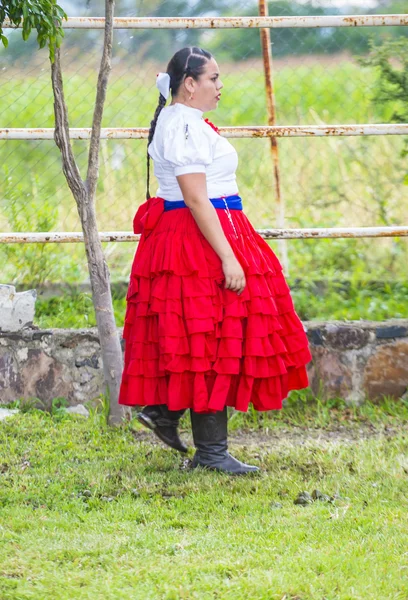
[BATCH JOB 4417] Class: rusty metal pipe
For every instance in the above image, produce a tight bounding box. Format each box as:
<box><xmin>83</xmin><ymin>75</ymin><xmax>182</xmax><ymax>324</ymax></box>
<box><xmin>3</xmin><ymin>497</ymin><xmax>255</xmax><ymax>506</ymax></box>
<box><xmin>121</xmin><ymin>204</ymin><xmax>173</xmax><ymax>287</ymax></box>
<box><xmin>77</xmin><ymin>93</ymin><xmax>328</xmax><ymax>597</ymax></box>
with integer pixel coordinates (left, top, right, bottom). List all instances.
<box><xmin>2</xmin><ymin>124</ymin><xmax>408</xmax><ymax>140</ymax></box>
<box><xmin>3</xmin><ymin>15</ymin><xmax>408</xmax><ymax>29</ymax></box>
<box><xmin>259</xmin><ymin>0</ymin><xmax>288</xmax><ymax>273</ymax></box>
<box><xmin>0</xmin><ymin>227</ymin><xmax>407</xmax><ymax>244</ymax></box>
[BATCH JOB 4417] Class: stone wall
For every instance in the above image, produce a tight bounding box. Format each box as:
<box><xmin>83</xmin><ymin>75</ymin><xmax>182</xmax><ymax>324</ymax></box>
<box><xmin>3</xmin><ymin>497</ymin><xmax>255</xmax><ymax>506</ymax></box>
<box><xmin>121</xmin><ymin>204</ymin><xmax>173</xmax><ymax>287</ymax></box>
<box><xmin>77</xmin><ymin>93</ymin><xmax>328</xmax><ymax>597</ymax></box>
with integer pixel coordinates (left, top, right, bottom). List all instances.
<box><xmin>0</xmin><ymin>320</ymin><xmax>407</xmax><ymax>407</ymax></box>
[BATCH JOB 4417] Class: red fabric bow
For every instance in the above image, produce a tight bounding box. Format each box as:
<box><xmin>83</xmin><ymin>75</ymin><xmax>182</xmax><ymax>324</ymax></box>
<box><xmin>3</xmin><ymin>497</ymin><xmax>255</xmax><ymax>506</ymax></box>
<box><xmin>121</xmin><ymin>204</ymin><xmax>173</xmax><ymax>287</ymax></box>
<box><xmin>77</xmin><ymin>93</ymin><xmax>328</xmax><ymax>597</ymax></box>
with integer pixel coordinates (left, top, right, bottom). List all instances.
<box><xmin>204</xmin><ymin>118</ymin><xmax>220</xmax><ymax>135</ymax></box>
<box><xmin>133</xmin><ymin>196</ymin><xmax>165</xmax><ymax>237</ymax></box>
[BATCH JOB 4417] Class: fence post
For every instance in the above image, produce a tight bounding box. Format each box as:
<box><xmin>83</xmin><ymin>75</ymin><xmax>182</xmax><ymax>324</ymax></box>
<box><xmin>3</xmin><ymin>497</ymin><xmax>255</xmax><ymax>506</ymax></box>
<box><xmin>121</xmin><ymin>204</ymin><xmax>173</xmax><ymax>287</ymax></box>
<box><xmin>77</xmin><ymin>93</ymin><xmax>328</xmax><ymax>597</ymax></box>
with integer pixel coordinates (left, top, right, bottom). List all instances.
<box><xmin>258</xmin><ymin>0</ymin><xmax>289</xmax><ymax>275</ymax></box>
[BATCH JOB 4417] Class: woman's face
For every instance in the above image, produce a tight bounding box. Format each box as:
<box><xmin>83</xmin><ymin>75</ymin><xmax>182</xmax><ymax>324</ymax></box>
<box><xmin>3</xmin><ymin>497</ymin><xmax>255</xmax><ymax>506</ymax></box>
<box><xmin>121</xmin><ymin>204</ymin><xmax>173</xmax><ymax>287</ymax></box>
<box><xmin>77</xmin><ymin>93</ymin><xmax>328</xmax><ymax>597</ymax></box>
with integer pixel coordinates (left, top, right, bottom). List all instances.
<box><xmin>184</xmin><ymin>57</ymin><xmax>223</xmax><ymax>113</ymax></box>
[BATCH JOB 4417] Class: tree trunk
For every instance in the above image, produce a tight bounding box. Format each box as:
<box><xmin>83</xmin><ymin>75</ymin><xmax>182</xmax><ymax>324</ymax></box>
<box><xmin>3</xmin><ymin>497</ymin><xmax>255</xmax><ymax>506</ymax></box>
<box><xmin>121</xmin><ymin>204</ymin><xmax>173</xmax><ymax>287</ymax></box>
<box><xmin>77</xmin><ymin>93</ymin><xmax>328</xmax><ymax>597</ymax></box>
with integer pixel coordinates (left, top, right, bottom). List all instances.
<box><xmin>50</xmin><ymin>0</ymin><xmax>129</xmax><ymax>425</ymax></box>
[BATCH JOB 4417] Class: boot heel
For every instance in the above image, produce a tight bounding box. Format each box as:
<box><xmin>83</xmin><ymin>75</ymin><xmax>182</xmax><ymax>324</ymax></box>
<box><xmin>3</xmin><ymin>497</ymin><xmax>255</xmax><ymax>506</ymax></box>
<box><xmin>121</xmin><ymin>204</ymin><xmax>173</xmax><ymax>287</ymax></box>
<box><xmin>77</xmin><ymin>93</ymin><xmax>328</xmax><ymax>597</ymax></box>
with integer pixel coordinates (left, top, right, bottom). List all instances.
<box><xmin>136</xmin><ymin>411</ymin><xmax>157</xmax><ymax>431</ymax></box>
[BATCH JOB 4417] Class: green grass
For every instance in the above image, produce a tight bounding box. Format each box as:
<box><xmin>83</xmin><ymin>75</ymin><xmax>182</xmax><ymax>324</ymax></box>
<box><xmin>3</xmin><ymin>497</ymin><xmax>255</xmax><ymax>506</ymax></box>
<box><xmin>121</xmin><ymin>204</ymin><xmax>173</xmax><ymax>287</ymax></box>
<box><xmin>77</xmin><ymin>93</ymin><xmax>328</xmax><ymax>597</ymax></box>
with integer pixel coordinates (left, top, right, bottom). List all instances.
<box><xmin>0</xmin><ymin>394</ymin><xmax>407</xmax><ymax>599</ymax></box>
<box><xmin>32</xmin><ymin>275</ymin><xmax>408</xmax><ymax>330</ymax></box>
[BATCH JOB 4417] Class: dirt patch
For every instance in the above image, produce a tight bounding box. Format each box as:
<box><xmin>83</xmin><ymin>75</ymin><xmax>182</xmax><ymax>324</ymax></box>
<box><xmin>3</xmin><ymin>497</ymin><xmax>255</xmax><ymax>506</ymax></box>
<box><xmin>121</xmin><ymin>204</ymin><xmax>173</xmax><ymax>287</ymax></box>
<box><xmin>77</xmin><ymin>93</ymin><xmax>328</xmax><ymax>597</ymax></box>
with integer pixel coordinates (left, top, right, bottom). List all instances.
<box><xmin>132</xmin><ymin>421</ymin><xmax>407</xmax><ymax>450</ymax></box>
<box><xmin>229</xmin><ymin>423</ymin><xmax>407</xmax><ymax>448</ymax></box>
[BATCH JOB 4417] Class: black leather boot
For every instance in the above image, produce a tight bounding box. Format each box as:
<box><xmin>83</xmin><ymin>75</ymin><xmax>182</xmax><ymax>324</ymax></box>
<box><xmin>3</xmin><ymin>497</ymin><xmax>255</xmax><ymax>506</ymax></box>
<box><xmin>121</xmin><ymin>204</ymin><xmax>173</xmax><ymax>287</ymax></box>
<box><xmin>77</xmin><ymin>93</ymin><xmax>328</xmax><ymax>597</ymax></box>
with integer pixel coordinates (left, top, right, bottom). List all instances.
<box><xmin>137</xmin><ymin>405</ymin><xmax>188</xmax><ymax>453</ymax></box>
<box><xmin>190</xmin><ymin>406</ymin><xmax>260</xmax><ymax>475</ymax></box>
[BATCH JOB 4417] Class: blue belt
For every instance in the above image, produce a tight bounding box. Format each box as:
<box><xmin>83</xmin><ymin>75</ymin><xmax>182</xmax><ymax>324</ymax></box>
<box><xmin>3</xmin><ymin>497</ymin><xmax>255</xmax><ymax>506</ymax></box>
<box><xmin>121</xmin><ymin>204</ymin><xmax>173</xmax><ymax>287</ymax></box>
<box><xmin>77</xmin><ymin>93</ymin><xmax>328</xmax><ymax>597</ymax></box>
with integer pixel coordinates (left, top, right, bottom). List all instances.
<box><xmin>163</xmin><ymin>194</ymin><xmax>243</xmax><ymax>211</ymax></box>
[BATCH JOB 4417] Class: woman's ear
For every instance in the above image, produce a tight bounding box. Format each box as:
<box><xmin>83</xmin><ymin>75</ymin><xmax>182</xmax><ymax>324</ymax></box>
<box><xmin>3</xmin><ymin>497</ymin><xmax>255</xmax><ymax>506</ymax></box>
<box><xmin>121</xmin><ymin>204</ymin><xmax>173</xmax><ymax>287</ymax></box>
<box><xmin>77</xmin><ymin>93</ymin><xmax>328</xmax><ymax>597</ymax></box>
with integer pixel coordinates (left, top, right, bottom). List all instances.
<box><xmin>184</xmin><ymin>75</ymin><xmax>195</xmax><ymax>96</ymax></box>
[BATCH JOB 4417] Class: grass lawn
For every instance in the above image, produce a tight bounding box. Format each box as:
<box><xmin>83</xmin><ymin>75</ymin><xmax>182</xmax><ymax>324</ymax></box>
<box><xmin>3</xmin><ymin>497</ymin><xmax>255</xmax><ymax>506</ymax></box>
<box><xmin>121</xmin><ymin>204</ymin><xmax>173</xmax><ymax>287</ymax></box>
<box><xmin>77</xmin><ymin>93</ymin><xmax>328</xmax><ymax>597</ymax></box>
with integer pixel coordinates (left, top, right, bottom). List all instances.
<box><xmin>1</xmin><ymin>394</ymin><xmax>407</xmax><ymax>599</ymax></box>
<box><xmin>31</xmin><ymin>277</ymin><xmax>408</xmax><ymax>330</ymax></box>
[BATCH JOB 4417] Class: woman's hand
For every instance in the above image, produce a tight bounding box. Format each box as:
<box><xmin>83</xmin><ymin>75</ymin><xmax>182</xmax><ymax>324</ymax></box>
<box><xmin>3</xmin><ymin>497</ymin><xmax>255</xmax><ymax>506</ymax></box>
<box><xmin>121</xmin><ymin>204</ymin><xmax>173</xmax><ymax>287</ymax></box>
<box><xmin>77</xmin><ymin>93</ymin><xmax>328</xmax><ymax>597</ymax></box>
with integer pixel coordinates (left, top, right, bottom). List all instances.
<box><xmin>175</xmin><ymin>174</ymin><xmax>246</xmax><ymax>296</ymax></box>
<box><xmin>222</xmin><ymin>255</ymin><xmax>246</xmax><ymax>295</ymax></box>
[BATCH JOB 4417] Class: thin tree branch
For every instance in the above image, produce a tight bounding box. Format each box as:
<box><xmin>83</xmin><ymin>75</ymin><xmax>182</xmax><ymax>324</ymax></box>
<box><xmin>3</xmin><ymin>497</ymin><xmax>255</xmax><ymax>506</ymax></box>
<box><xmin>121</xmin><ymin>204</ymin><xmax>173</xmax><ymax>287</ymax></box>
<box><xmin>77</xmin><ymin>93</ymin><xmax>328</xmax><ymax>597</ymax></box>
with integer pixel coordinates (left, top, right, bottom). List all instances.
<box><xmin>87</xmin><ymin>0</ymin><xmax>115</xmax><ymax>199</ymax></box>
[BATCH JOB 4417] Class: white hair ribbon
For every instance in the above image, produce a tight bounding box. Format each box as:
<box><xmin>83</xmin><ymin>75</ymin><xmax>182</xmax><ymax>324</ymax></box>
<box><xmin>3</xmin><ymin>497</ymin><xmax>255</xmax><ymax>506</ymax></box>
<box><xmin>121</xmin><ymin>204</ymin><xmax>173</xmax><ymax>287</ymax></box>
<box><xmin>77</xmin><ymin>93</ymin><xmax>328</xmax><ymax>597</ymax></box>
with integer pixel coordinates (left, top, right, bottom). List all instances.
<box><xmin>156</xmin><ymin>72</ymin><xmax>171</xmax><ymax>100</ymax></box>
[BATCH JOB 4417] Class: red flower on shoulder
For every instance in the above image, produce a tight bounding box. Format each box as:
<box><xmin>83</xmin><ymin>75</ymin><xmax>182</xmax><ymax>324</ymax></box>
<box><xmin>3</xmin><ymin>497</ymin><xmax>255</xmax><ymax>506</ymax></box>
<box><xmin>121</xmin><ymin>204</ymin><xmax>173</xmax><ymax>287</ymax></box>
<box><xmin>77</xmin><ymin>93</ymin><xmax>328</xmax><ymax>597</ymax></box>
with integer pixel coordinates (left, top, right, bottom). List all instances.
<box><xmin>204</xmin><ymin>118</ymin><xmax>220</xmax><ymax>135</ymax></box>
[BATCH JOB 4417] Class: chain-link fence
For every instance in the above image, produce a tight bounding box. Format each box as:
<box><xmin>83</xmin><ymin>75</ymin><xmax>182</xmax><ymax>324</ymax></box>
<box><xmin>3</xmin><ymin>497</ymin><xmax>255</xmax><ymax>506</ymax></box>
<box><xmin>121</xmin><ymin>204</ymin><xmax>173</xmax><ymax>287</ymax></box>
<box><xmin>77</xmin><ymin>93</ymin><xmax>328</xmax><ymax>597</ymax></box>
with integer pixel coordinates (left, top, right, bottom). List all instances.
<box><xmin>1</xmin><ymin>0</ymin><xmax>407</xmax><ymax>285</ymax></box>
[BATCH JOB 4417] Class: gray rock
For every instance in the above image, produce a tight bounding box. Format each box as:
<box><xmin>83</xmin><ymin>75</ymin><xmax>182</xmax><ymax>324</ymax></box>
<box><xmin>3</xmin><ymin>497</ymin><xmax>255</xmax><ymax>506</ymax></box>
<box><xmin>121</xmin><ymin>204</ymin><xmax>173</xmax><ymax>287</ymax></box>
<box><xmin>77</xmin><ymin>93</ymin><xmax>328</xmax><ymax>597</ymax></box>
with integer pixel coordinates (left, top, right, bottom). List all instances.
<box><xmin>376</xmin><ymin>325</ymin><xmax>408</xmax><ymax>339</ymax></box>
<box><xmin>0</xmin><ymin>408</ymin><xmax>19</xmax><ymax>421</ymax></box>
<box><xmin>0</xmin><ymin>284</ymin><xmax>36</xmax><ymax>332</ymax></box>
<box><xmin>294</xmin><ymin>491</ymin><xmax>313</xmax><ymax>506</ymax></box>
<box><xmin>65</xmin><ymin>404</ymin><xmax>89</xmax><ymax>417</ymax></box>
<box><xmin>311</xmin><ymin>489</ymin><xmax>332</xmax><ymax>502</ymax></box>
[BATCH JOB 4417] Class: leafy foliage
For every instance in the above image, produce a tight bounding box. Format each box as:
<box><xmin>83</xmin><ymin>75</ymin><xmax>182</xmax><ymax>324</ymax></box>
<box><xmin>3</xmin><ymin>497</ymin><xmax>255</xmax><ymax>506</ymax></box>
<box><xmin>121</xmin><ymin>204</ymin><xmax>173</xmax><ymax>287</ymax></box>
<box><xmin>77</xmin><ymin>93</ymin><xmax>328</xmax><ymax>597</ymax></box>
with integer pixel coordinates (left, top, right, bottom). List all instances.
<box><xmin>357</xmin><ymin>37</ymin><xmax>408</xmax><ymax>183</ymax></box>
<box><xmin>0</xmin><ymin>0</ymin><xmax>67</xmax><ymax>61</ymax></box>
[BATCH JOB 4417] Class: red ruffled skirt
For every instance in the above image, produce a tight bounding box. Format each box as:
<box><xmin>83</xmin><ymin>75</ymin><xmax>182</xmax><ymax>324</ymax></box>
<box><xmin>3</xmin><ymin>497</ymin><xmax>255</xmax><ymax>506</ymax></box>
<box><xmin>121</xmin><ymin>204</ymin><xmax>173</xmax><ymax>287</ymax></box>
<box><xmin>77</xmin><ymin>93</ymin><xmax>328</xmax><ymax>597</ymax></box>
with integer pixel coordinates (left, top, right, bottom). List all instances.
<box><xmin>118</xmin><ymin>197</ymin><xmax>312</xmax><ymax>412</ymax></box>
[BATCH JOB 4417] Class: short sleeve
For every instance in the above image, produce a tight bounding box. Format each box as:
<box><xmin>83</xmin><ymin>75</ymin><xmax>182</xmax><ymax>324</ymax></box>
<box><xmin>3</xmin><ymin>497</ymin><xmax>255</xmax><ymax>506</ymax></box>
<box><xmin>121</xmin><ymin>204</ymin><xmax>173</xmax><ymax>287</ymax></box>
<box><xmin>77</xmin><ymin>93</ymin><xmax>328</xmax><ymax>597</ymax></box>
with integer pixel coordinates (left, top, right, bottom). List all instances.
<box><xmin>162</xmin><ymin>118</ymin><xmax>214</xmax><ymax>176</ymax></box>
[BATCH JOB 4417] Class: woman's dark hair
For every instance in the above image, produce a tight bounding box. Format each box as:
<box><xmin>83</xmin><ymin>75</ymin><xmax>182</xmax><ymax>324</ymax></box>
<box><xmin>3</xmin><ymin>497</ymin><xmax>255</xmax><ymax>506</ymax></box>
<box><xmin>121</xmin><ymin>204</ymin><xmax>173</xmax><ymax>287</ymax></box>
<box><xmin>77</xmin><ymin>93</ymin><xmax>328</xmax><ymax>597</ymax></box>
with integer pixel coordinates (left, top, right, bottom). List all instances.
<box><xmin>146</xmin><ymin>46</ymin><xmax>212</xmax><ymax>200</ymax></box>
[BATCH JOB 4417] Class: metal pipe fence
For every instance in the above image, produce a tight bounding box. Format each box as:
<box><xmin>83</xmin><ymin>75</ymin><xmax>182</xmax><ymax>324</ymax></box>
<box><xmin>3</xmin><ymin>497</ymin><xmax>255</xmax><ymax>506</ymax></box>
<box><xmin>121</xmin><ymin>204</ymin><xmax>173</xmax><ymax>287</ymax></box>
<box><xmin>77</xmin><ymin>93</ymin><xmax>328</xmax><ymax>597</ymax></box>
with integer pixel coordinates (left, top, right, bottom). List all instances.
<box><xmin>1</xmin><ymin>10</ymin><xmax>407</xmax><ymax>248</ymax></box>
<box><xmin>4</xmin><ymin>15</ymin><xmax>408</xmax><ymax>28</ymax></box>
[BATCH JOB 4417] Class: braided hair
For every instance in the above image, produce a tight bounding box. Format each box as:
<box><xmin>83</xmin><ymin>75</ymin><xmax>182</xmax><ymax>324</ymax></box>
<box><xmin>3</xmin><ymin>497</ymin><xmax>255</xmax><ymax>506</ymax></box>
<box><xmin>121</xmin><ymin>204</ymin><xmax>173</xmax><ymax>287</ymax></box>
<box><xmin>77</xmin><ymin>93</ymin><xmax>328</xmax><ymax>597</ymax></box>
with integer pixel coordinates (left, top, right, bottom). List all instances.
<box><xmin>146</xmin><ymin>46</ymin><xmax>212</xmax><ymax>200</ymax></box>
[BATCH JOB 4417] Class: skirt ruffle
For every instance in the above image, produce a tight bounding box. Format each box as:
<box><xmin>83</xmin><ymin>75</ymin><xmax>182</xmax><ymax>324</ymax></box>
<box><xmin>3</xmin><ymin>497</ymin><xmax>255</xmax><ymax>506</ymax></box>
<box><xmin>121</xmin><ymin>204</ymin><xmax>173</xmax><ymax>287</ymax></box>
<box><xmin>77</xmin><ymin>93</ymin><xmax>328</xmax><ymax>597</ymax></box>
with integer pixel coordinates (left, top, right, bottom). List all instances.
<box><xmin>118</xmin><ymin>205</ymin><xmax>312</xmax><ymax>412</ymax></box>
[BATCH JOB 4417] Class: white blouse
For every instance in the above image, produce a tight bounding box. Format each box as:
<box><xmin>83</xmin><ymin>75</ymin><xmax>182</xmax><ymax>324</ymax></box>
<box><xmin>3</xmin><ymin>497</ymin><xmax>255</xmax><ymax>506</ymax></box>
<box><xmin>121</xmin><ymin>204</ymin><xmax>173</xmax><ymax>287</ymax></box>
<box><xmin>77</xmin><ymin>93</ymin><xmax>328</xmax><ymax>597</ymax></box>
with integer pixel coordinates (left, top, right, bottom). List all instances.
<box><xmin>147</xmin><ymin>102</ymin><xmax>239</xmax><ymax>201</ymax></box>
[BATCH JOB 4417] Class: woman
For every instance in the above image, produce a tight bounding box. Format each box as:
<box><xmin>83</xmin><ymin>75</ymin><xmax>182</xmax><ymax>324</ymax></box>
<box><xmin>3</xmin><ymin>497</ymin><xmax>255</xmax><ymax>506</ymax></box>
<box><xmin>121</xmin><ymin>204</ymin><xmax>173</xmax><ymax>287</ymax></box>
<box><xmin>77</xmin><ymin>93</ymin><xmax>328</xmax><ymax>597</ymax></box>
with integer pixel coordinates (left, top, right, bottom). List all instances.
<box><xmin>119</xmin><ymin>46</ymin><xmax>313</xmax><ymax>475</ymax></box>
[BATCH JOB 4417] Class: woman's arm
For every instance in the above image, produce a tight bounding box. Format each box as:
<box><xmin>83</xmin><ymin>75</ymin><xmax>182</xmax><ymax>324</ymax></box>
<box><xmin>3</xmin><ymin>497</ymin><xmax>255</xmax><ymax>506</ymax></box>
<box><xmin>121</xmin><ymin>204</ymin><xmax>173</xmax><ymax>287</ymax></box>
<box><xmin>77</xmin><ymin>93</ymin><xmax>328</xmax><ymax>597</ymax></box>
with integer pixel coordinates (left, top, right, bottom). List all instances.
<box><xmin>176</xmin><ymin>172</ymin><xmax>246</xmax><ymax>294</ymax></box>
